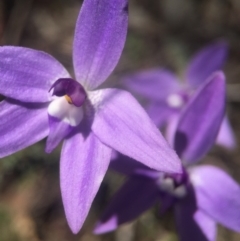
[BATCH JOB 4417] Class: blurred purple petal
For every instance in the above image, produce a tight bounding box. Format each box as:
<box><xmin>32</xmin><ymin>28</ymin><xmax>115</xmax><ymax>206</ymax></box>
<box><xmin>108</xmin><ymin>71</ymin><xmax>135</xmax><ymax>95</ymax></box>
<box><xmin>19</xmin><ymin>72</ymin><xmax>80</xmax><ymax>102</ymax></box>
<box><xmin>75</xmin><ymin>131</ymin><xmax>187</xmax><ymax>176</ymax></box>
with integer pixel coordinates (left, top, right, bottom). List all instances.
<box><xmin>186</xmin><ymin>41</ymin><xmax>228</xmax><ymax>88</ymax></box>
<box><xmin>60</xmin><ymin>130</ymin><xmax>111</xmax><ymax>234</ymax></box>
<box><xmin>193</xmin><ymin>211</ymin><xmax>216</xmax><ymax>241</ymax></box>
<box><xmin>174</xmin><ymin>72</ymin><xmax>226</xmax><ymax>164</ymax></box>
<box><xmin>165</xmin><ymin>114</ymin><xmax>180</xmax><ymax>148</ymax></box>
<box><xmin>110</xmin><ymin>154</ymin><xmax>160</xmax><ymax>179</ymax></box>
<box><xmin>0</xmin><ymin>100</ymin><xmax>49</xmax><ymax>158</ymax></box>
<box><xmin>94</xmin><ymin>176</ymin><xmax>159</xmax><ymax>234</ymax></box>
<box><xmin>159</xmin><ymin>193</ymin><xmax>175</xmax><ymax>215</ymax></box>
<box><xmin>216</xmin><ymin>116</ymin><xmax>236</xmax><ymax>149</ymax></box>
<box><xmin>122</xmin><ymin>69</ymin><xmax>182</xmax><ymax>100</ymax></box>
<box><xmin>73</xmin><ymin>0</ymin><xmax>128</xmax><ymax>90</ymax></box>
<box><xmin>190</xmin><ymin>165</ymin><xmax>240</xmax><ymax>232</ymax></box>
<box><xmin>175</xmin><ymin>188</ymin><xmax>216</xmax><ymax>241</ymax></box>
<box><xmin>92</xmin><ymin>88</ymin><xmax>182</xmax><ymax>174</ymax></box>
<box><xmin>45</xmin><ymin>115</ymin><xmax>74</xmax><ymax>153</ymax></box>
<box><xmin>0</xmin><ymin>46</ymin><xmax>69</xmax><ymax>102</ymax></box>
<box><xmin>110</xmin><ymin>153</ymin><xmax>148</xmax><ymax>176</ymax></box>
<box><xmin>146</xmin><ymin>101</ymin><xmax>178</xmax><ymax>128</ymax></box>
<box><xmin>110</xmin><ymin>152</ymin><xmax>161</xmax><ymax>179</ymax></box>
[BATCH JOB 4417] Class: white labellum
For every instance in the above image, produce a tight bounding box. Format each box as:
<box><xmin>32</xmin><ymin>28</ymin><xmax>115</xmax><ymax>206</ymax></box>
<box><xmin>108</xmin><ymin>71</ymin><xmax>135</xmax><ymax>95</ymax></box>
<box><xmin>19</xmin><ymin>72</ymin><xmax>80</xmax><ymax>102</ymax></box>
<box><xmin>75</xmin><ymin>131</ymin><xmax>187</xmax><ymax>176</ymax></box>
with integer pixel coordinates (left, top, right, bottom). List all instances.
<box><xmin>48</xmin><ymin>96</ymin><xmax>84</xmax><ymax>126</ymax></box>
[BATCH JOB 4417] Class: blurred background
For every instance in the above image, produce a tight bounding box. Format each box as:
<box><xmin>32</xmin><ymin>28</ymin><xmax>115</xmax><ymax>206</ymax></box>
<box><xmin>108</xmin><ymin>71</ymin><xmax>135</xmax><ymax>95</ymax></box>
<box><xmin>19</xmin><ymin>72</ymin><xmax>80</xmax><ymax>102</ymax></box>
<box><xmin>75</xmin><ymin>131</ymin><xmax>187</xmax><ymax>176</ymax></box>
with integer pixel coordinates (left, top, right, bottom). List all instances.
<box><xmin>0</xmin><ymin>0</ymin><xmax>240</xmax><ymax>240</ymax></box>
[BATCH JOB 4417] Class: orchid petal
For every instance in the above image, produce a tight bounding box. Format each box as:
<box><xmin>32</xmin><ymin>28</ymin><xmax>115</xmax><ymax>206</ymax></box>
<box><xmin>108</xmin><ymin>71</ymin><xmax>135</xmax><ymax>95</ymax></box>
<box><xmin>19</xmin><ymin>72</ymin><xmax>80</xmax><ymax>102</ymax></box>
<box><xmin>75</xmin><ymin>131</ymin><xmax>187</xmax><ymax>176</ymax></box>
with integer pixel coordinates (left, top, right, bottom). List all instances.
<box><xmin>94</xmin><ymin>176</ymin><xmax>159</xmax><ymax>234</ymax></box>
<box><xmin>110</xmin><ymin>153</ymin><xmax>148</xmax><ymax>176</ymax></box>
<box><xmin>216</xmin><ymin>115</ymin><xmax>236</xmax><ymax>149</ymax></box>
<box><xmin>145</xmin><ymin>101</ymin><xmax>178</xmax><ymax>128</ymax></box>
<box><xmin>159</xmin><ymin>193</ymin><xmax>175</xmax><ymax>215</ymax></box>
<box><xmin>174</xmin><ymin>72</ymin><xmax>226</xmax><ymax>164</ymax></box>
<box><xmin>91</xmin><ymin>88</ymin><xmax>182</xmax><ymax>174</ymax></box>
<box><xmin>0</xmin><ymin>46</ymin><xmax>69</xmax><ymax>102</ymax></box>
<box><xmin>190</xmin><ymin>165</ymin><xmax>240</xmax><ymax>232</ymax></box>
<box><xmin>165</xmin><ymin>114</ymin><xmax>180</xmax><ymax>148</ymax></box>
<box><xmin>45</xmin><ymin>115</ymin><xmax>74</xmax><ymax>153</ymax></box>
<box><xmin>60</xmin><ymin>130</ymin><xmax>111</xmax><ymax>234</ymax></box>
<box><xmin>110</xmin><ymin>153</ymin><xmax>160</xmax><ymax>179</ymax></box>
<box><xmin>122</xmin><ymin>69</ymin><xmax>182</xmax><ymax>101</ymax></box>
<box><xmin>0</xmin><ymin>99</ymin><xmax>49</xmax><ymax>158</ymax></box>
<box><xmin>175</xmin><ymin>189</ymin><xmax>216</xmax><ymax>241</ymax></box>
<box><xmin>186</xmin><ymin>41</ymin><xmax>228</xmax><ymax>88</ymax></box>
<box><xmin>73</xmin><ymin>0</ymin><xmax>128</xmax><ymax>90</ymax></box>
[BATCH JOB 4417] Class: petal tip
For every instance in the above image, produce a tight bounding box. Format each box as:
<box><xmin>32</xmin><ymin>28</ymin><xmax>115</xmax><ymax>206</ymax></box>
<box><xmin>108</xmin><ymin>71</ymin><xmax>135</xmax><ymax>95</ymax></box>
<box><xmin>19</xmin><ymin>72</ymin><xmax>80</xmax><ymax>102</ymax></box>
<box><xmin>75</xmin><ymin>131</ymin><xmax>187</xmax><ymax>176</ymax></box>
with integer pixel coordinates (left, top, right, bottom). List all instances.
<box><xmin>213</xmin><ymin>70</ymin><xmax>225</xmax><ymax>80</ymax></box>
<box><xmin>69</xmin><ymin>224</ymin><xmax>81</xmax><ymax>235</ymax></box>
<box><xmin>44</xmin><ymin>146</ymin><xmax>52</xmax><ymax>154</ymax></box>
<box><xmin>93</xmin><ymin>216</ymin><xmax>118</xmax><ymax>235</ymax></box>
<box><xmin>212</xmin><ymin>39</ymin><xmax>228</xmax><ymax>50</ymax></box>
<box><xmin>207</xmin><ymin>71</ymin><xmax>226</xmax><ymax>91</ymax></box>
<box><xmin>66</xmin><ymin>216</ymin><xmax>83</xmax><ymax>234</ymax></box>
<box><xmin>163</xmin><ymin>149</ymin><xmax>183</xmax><ymax>175</ymax></box>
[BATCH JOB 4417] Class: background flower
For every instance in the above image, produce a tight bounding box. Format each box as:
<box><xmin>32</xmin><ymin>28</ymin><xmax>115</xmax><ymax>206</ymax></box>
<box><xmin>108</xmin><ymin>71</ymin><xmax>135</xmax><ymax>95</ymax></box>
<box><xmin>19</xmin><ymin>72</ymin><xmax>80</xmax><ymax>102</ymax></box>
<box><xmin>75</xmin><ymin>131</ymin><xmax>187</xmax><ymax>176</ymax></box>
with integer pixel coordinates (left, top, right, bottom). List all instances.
<box><xmin>94</xmin><ymin>72</ymin><xmax>240</xmax><ymax>241</ymax></box>
<box><xmin>122</xmin><ymin>42</ymin><xmax>236</xmax><ymax>149</ymax></box>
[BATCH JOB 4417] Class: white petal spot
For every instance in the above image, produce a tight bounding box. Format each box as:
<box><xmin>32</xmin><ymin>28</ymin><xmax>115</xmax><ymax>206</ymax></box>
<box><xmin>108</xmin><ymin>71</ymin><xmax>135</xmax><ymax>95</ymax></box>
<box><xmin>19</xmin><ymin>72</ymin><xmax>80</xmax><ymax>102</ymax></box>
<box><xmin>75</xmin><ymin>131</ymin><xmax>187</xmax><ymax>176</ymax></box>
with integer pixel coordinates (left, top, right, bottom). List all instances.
<box><xmin>159</xmin><ymin>177</ymin><xmax>175</xmax><ymax>192</ymax></box>
<box><xmin>167</xmin><ymin>93</ymin><xmax>184</xmax><ymax>108</ymax></box>
<box><xmin>158</xmin><ymin>176</ymin><xmax>187</xmax><ymax>198</ymax></box>
<box><xmin>189</xmin><ymin>169</ymin><xmax>203</xmax><ymax>187</ymax></box>
<box><xmin>48</xmin><ymin>97</ymin><xmax>84</xmax><ymax>126</ymax></box>
<box><xmin>174</xmin><ymin>185</ymin><xmax>187</xmax><ymax>198</ymax></box>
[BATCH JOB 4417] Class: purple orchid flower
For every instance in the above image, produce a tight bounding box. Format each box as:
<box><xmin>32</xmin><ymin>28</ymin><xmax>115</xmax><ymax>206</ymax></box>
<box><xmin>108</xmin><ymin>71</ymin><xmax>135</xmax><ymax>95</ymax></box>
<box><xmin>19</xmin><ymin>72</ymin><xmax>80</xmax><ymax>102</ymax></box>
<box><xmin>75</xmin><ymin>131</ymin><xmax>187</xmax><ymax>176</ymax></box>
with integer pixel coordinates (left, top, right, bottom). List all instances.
<box><xmin>94</xmin><ymin>72</ymin><xmax>240</xmax><ymax>240</ymax></box>
<box><xmin>0</xmin><ymin>0</ymin><xmax>182</xmax><ymax>234</ymax></box>
<box><xmin>122</xmin><ymin>41</ymin><xmax>236</xmax><ymax>149</ymax></box>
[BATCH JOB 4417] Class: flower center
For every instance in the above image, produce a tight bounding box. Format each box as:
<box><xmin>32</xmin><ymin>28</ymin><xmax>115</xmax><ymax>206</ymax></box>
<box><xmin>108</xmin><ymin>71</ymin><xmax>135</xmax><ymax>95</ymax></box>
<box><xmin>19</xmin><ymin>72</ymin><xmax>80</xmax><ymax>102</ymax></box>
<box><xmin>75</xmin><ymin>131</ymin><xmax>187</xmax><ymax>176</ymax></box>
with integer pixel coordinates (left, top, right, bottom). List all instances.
<box><xmin>49</xmin><ymin>78</ymin><xmax>86</xmax><ymax>107</ymax></box>
<box><xmin>157</xmin><ymin>172</ymin><xmax>189</xmax><ymax>198</ymax></box>
<box><xmin>47</xmin><ymin>78</ymin><xmax>87</xmax><ymax>127</ymax></box>
<box><xmin>166</xmin><ymin>93</ymin><xmax>184</xmax><ymax>108</ymax></box>
<box><xmin>65</xmin><ymin>95</ymin><xmax>73</xmax><ymax>104</ymax></box>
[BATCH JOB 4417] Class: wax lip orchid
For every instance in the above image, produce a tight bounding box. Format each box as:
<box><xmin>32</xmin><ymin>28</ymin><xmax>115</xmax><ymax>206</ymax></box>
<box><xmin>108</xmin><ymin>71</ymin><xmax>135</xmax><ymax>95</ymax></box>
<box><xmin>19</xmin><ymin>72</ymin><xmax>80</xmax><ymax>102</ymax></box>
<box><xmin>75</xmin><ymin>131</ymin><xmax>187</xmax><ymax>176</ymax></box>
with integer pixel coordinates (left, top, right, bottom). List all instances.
<box><xmin>0</xmin><ymin>0</ymin><xmax>182</xmax><ymax>234</ymax></box>
<box><xmin>122</xmin><ymin>41</ymin><xmax>236</xmax><ymax>149</ymax></box>
<box><xmin>94</xmin><ymin>72</ymin><xmax>240</xmax><ymax>240</ymax></box>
